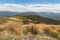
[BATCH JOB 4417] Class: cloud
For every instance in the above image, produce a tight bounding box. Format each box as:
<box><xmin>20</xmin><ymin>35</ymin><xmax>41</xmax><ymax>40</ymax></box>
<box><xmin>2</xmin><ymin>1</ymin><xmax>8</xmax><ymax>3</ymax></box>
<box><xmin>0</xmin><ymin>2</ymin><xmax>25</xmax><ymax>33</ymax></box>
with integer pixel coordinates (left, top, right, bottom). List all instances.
<box><xmin>0</xmin><ymin>4</ymin><xmax>60</xmax><ymax>13</ymax></box>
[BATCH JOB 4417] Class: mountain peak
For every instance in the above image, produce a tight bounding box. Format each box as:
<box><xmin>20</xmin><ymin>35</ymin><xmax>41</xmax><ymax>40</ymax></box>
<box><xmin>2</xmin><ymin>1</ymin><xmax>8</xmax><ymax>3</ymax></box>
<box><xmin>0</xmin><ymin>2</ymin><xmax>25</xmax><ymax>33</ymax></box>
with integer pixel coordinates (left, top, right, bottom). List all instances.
<box><xmin>15</xmin><ymin>12</ymin><xmax>37</xmax><ymax>16</ymax></box>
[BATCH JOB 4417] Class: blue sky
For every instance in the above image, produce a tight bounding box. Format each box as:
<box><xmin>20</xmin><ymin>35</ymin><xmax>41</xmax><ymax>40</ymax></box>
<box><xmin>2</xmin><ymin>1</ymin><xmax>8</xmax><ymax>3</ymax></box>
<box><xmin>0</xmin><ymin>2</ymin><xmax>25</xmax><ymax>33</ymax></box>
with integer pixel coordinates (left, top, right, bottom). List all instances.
<box><xmin>0</xmin><ymin>0</ymin><xmax>60</xmax><ymax>13</ymax></box>
<box><xmin>0</xmin><ymin>0</ymin><xmax>60</xmax><ymax>4</ymax></box>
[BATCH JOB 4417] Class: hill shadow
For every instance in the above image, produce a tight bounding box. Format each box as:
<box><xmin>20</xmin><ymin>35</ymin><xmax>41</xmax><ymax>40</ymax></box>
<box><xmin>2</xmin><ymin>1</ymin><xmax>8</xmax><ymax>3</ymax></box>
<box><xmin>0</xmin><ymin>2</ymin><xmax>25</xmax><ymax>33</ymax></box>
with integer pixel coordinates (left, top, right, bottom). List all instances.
<box><xmin>22</xmin><ymin>15</ymin><xmax>60</xmax><ymax>25</ymax></box>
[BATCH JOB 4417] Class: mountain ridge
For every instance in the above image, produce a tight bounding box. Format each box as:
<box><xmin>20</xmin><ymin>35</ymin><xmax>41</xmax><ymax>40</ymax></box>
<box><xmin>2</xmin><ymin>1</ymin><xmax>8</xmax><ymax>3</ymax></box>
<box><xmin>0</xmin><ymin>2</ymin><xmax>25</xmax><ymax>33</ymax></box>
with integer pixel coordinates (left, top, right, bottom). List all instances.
<box><xmin>8</xmin><ymin>12</ymin><xmax>60</xmax><ymax>25</ymax></box>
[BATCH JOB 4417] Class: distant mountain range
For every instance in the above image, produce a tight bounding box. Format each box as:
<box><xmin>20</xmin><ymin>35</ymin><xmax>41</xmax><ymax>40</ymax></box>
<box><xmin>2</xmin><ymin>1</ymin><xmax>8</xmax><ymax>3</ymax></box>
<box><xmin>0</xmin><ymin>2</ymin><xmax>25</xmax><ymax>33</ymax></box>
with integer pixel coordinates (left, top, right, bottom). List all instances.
<box><xmin>0</xmin><ymin>11</ymin><xmax>20</xmax><ymax>17</ymax></box>
<box><xmin>15</xmin><ymin>12</ymin><xmax>60</xmax><ymax>20</ymax></box>
<box><xmin>0</xmin><ymin>11</ymin><xmax>60</xmax><ymax>20</ymax></box>
<box><xmin>37</xmin><ymin>12</ymin><xmax>60</xmax><ymax>20</ymax></box>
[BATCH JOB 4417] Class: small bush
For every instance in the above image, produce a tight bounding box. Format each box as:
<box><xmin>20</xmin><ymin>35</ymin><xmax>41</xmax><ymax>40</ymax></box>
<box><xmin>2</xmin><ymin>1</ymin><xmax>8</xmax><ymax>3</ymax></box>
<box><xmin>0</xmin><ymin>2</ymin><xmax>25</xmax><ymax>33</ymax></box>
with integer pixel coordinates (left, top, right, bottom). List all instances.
<box><xmin>51</xmin><ymin>32</ymin><xmax>58</xmax><ymax>38</ymax></box>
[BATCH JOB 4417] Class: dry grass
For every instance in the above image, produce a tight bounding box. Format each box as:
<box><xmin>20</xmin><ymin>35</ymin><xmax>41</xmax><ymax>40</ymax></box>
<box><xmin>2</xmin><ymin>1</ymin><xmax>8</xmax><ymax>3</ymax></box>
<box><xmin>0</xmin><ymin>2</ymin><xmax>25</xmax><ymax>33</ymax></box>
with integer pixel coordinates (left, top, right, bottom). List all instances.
<box><xmin>0</xmin><ymin>16</ymin><xmax>60</xmax><ymax>40</ymax></box>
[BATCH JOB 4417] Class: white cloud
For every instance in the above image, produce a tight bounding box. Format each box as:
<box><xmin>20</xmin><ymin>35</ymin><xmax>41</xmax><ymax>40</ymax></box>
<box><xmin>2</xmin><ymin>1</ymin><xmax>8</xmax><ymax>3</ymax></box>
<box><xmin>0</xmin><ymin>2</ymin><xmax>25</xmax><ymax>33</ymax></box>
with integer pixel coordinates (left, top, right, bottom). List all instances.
<box><xmin>0</xmin><ymin>4</ymin><xmax>60</xmax><ymax>13</ymax></box>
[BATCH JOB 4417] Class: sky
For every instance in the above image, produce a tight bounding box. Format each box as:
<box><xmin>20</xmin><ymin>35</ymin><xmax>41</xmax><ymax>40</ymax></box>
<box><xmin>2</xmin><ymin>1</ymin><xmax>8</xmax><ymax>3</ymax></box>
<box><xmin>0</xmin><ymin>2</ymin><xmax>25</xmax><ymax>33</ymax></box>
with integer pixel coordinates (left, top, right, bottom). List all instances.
<box><xmin>0</xmin><ymin>0</ymin><xmax>60</xmax><ymax>4</ymax></box>
<box><xmin>0</xmin><ymin>0</ymin><xmax>60</xmax><ymax>13</ymax></box>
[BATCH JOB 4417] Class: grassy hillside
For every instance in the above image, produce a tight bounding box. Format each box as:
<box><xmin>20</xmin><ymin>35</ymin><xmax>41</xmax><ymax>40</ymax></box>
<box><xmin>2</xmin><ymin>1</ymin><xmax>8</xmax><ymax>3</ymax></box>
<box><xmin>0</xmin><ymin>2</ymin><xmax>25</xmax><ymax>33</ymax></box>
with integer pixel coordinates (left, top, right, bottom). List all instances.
<box><xmin>0</xmin><ymin>15</ymin><xmax>60</xmax><ymax>40</ymax></box>
<box><xmin>8</xmin><ymin>15</ymin><xmax>60</xmax><ymax>25</ymax></box>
